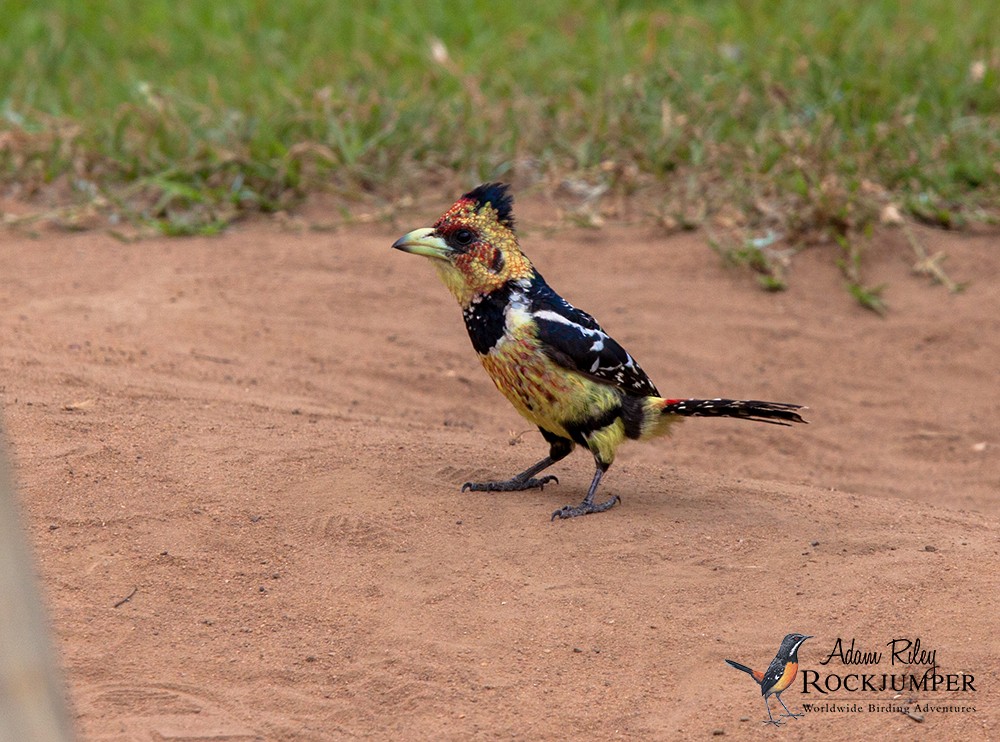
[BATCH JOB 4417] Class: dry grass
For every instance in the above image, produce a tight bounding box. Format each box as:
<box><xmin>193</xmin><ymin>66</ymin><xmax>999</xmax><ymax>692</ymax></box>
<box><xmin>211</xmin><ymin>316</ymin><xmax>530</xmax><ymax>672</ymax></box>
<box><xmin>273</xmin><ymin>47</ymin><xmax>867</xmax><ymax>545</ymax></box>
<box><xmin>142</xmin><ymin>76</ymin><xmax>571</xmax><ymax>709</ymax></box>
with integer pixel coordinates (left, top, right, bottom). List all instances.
<box><xmin>1</xmin><ymin>2</ymin><xmax>997</xmax><ymax>303</ymax></box>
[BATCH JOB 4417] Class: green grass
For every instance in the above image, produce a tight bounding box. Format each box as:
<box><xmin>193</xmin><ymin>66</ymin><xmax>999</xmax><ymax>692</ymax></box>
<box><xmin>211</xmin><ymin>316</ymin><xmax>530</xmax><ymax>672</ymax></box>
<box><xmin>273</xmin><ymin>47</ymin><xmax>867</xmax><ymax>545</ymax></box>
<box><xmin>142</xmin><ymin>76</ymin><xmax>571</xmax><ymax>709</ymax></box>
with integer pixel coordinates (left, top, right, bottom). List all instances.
<box><xmin>1</xmin><ymin>1</ymin><xmax>998</xmax><ymax>266</ymax></box>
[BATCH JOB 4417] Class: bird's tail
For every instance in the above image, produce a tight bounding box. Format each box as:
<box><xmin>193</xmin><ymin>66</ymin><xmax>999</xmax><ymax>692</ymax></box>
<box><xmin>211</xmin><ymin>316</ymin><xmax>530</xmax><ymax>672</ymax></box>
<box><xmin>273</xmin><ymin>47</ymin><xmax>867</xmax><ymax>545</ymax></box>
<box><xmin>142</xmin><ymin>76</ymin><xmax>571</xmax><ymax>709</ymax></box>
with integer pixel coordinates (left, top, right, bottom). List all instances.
<box><xmin>725</xmin><ymin>659</ymin><xmax>759</xmax><ymax>680</ymax></box>
<box><xmin>660</xmin><ymin>398</ymin><xmax>806</xmax><ymax>426</ymax></box>
<box><xmin>636</xmin><ymin>397</ymin><xmax>806</xmax><ymax>440</ymax></box>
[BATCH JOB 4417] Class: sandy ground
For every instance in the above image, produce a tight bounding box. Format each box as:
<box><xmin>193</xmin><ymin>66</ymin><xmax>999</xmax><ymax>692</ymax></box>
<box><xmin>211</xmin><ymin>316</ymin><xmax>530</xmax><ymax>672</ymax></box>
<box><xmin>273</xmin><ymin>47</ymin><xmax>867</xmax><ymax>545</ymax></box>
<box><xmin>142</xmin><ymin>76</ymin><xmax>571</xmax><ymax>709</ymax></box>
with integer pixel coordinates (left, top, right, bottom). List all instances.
<box><xmin>1</xmin><ymin>202</ymin><xmax>998</xmax><ymax>740</ymax></box>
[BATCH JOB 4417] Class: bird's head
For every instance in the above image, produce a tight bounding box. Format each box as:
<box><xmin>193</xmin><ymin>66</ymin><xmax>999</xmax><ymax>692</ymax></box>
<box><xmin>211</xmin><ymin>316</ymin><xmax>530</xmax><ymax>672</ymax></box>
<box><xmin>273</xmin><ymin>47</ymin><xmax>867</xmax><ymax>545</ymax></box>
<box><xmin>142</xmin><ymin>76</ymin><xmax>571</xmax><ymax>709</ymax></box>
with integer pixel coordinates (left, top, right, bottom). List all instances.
<box><xmin>392</xmin><ymin>183</ymin><xmax>534</xmax><ymax>306</ymax></box>
<box><xmin>780</xmin><ymin>633</ymin><xmax>813</xmax><ymax>660</ymax></box>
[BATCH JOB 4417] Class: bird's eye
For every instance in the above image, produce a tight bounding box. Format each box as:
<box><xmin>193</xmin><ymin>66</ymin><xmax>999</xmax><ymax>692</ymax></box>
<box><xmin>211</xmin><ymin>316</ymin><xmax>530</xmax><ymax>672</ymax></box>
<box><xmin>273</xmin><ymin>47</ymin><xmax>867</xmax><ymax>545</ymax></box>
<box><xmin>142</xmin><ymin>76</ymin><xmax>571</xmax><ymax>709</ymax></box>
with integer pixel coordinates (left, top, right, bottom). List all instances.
<box><xmin>453</xmin><ymin>228</ymin><xmax>474</xmax><ymax>246</ymax></box>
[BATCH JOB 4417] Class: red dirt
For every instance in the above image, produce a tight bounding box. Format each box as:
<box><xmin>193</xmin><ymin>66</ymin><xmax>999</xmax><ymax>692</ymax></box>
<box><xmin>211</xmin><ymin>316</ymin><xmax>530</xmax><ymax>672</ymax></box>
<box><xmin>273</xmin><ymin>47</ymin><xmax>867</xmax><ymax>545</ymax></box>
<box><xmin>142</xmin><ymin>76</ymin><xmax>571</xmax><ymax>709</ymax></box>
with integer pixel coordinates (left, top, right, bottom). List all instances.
<box><xmin>1</xmin><ymin>205</ymin><xmax>998</xmax><ymax>740</ymax></box>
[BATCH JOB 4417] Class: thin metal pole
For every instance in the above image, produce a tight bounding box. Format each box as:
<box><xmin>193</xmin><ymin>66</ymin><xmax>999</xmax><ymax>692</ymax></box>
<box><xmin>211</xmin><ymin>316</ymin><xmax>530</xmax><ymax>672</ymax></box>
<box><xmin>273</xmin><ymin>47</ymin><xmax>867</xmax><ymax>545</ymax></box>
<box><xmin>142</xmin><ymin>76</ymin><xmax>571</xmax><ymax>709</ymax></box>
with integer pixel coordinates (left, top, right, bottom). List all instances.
<box><xmin>0</xmin><ymin>423</ymin><xmax>75</xmax><ymax>742</ymax></box>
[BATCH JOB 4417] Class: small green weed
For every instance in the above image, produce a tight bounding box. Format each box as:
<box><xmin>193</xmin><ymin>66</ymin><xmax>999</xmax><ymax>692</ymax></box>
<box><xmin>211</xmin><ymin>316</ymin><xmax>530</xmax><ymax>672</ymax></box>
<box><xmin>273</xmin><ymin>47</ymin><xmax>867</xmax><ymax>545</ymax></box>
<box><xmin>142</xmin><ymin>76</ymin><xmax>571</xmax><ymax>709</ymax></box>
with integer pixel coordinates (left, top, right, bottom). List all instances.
<box><xmin>710</xmin><ymin>232</ymin><xmax>789</xmax><ymax>292</ymax></box>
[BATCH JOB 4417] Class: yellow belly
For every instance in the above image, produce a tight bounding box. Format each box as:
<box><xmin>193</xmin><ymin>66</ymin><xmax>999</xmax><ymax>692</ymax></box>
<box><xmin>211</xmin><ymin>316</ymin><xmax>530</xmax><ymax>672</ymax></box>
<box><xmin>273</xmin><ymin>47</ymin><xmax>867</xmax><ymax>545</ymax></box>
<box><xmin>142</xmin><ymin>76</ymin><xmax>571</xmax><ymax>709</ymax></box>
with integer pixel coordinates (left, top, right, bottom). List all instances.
<box><xmin>478</xmin><ymin>336</ymin><xmax>620</xmax><ymax>442</ymax></box>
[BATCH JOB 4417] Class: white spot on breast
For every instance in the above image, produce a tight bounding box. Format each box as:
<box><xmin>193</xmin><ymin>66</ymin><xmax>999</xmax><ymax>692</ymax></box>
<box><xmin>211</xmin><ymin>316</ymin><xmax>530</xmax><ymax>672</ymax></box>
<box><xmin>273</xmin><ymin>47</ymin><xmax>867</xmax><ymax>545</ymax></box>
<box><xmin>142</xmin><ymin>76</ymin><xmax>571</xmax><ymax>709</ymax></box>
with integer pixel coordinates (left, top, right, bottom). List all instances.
<box><xmin>503</xmin><ymin>294</ymin><xmax>534</xmax><ymax>337</ymax></box>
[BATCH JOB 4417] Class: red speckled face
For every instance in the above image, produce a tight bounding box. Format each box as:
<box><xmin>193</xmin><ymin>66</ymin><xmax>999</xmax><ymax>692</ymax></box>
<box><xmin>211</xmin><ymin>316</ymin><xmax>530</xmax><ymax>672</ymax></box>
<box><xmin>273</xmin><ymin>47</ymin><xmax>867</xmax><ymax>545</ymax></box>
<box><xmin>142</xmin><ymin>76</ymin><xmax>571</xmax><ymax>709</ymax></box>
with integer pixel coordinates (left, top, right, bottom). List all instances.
<box><xmin>392</xmin><ymin>185</ymin><xmax>535</xmax><ymax>305</ymax></box>
<box><xmin>424</xmin><ymin>196</ymin><xmax>534</xmax><ymax>298</ymax></box>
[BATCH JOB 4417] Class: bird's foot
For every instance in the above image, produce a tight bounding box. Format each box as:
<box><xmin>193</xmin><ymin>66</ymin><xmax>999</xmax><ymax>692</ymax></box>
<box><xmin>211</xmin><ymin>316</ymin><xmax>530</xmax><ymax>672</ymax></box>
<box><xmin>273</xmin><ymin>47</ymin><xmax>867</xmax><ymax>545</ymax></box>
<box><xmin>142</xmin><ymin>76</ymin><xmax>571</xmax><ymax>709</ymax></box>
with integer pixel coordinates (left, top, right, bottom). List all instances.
<box><xmin>550</xmin><ymin>494</ymin><xmax>620</xmax><ymax>520</ymax></box>
<box><xmin>762</xmin><ymin>718</ymin><xmax>783</xmax><ymax>727</ymax></box>
<box><xmin>779</xmin><ymin>712</ymin><xmax>803</xmax><ymax>719</ymax></box>
<box><xmin>461</xmin><ymin>475</ymin><xmax>559</xmax><ymax>493</ymax></box>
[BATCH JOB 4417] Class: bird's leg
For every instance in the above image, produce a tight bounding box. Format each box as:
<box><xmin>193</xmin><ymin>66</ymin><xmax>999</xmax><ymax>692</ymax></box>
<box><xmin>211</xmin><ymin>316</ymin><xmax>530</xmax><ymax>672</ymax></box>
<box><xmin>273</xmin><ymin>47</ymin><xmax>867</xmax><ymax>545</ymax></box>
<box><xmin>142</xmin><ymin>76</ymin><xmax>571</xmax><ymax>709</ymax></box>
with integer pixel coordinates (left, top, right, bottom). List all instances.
<box><xmin>776</xmin><ymin>694</ymin><xmax>803</xmax><ymax>719</ymax></box>
<box><xmin>761</xmin><ymin>697</ymin><xmax>783</xmax><ymax>727</ymax></box>
<box><xmin>461</xmin><ymin>455</ymin><xmax>561</xmax><ymax>493</ymax></box>
<box><xmin>550</xmin><ymin>462</ymin><xmax>620</xmax><ymax>520</ymax></box>
<box><xmin>462</xmin><ymin>433</ymin><xmax>572</xmax><ymax>493</ymax></box>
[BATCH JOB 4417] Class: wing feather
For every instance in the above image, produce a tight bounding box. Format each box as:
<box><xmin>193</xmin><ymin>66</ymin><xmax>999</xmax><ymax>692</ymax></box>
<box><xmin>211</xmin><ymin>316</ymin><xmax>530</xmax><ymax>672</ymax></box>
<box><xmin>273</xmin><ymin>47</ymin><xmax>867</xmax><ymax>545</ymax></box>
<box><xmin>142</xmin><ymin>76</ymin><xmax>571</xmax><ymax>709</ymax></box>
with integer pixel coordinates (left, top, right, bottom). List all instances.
<box><xmin>529</xmin><ymin>279</ymin><xmax>659</xmax><ymax>398</ymax></box>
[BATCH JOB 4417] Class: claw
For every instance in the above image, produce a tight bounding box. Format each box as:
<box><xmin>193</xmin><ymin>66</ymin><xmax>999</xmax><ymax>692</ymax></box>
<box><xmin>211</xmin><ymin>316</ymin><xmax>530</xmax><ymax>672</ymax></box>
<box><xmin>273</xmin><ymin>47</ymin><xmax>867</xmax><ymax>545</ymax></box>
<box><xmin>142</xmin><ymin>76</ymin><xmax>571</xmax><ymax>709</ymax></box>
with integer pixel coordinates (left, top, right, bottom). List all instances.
<box><xmin>462</xmin><ymin>475</ymin><xmax>560</xmax><ymax>493</ymax></box>
<box><xmin>550</xmin><ymin>494</ymin><xmax>620</xmax><ymax>520</ymax></box>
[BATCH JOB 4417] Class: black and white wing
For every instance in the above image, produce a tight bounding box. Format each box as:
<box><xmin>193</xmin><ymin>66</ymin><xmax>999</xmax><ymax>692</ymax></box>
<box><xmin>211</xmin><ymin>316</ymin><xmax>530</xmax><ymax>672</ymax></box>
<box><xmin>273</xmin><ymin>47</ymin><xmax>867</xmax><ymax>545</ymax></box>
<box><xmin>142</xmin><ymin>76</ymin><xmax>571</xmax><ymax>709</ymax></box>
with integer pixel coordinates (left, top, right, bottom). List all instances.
<box><xmin>760</xmin><ymin>658</ymin><xmax>786</xmax><ymax>695</ymax></box>
<box><xmin>528</xmin><ymin>277</ymin><xmax>660</xmax><ymax>398</ymax></box>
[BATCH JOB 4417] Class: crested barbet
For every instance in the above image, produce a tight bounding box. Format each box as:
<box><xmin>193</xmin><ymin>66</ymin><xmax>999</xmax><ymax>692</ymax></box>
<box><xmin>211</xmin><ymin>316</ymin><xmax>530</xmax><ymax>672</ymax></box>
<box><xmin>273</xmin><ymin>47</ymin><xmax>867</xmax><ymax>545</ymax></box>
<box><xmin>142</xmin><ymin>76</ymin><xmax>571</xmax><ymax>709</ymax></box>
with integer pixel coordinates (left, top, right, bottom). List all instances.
<box><xmin>392</xmin><ymin>183</ymin><xmax>806</xmax><ymax>519</ymax></box>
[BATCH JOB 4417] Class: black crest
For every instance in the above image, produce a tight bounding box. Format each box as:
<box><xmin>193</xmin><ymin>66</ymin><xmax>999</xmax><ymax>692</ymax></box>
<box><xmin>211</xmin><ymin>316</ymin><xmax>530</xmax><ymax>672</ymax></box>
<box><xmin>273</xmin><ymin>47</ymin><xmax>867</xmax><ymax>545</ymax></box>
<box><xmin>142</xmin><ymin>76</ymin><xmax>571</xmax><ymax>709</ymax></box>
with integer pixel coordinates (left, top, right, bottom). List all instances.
<box><xmin>462</xmin><ymin>182</ymin><xmax>515</xmax><ymax>229</ymax></box>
